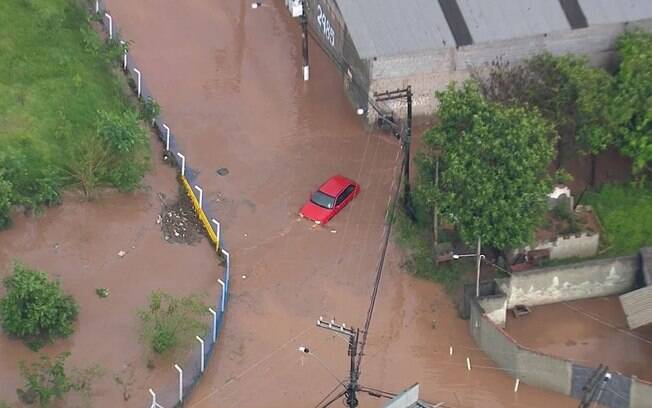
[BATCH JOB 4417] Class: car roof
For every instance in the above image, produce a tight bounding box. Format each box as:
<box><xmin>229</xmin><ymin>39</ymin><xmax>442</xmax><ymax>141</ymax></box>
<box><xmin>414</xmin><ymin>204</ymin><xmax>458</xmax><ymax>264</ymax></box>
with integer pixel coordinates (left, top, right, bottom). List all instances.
<box><xmin>319</xmin><ymin>175</ymin><xmax>354</xmax><ymax>197</ymax></box>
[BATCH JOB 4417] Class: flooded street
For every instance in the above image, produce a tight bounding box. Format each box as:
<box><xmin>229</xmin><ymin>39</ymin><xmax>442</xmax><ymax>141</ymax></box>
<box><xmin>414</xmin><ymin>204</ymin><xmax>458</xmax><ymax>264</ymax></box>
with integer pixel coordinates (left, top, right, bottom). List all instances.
<box><xmin>0</xmin><ymin>0</ymin><xmax>580</xmax><ymax>406</ymax></box>
<box><xmin>0</xmin><ymin>141</ymin><xmax>218</xmax><ymax>407</ymax></box>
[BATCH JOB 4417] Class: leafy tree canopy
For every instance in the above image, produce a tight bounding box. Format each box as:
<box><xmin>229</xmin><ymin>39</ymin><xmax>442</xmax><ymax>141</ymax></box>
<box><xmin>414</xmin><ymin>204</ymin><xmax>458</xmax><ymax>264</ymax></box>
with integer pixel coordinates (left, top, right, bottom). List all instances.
<box><xmin>614</xmin><ymin>30</ymin><xmax>652</xmax><ymax>174</ymax></box>
<box><xmin>418</xmin><ymin>82</ymin><xmax>555</xmax><ymax>249</ymax></box>
<box><xmin>0</xmin><ymin>262</ymin><xmax>79</xmax><ymax>350</ymax></box>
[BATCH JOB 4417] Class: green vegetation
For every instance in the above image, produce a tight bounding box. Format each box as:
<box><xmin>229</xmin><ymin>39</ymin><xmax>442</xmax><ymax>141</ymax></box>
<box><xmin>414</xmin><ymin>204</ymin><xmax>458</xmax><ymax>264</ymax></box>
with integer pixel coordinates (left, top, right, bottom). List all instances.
<box><xmin>0</xmin><ymin>0</ymin><xmax>150</xmax><ymax>225</ymax></box>
<box><xmin>17</xmin><ymin>352</ymin><xmax>103</xmax><ymax>408</ymax></box>
<box><xmin>394</xmin><ymin>200</ymin><xmax>465</xmax><ymax>292</ymax></box>
<box><xmin>0</xmin><ymin>262</ymin><xmax>79</xmax><ymax>350</ymax></box>
<box><xmin>582</xmin><ymin>183</ymin><xmax>652</xmax><ymax>256</ymax></box>
<box><xmin>418</xmin><ymin>82</ymin><xmax>555</xmax><ymax>250</ymax></box>
<box><xmin>613</xmin><ymin>30</ymin><xmax>652</xmax><ymax>175</ymax></box>
<box><xmin>138</xmin><ymin>291</ymin><xmax>209</xmax><ymax>357</ymax></box>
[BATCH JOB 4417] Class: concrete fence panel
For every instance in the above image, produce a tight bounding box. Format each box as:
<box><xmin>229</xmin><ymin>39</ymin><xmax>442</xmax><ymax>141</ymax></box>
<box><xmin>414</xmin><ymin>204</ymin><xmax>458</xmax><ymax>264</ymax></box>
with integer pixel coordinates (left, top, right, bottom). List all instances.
<box><xmin>630</xmin><ymin>376</ymin><xmax>652</xmax><ymax>408</ymax></box>
<box><xmin>517</xmin><ymin>348</ymin><xmax>572</xmax><ymax>396</ymax></box>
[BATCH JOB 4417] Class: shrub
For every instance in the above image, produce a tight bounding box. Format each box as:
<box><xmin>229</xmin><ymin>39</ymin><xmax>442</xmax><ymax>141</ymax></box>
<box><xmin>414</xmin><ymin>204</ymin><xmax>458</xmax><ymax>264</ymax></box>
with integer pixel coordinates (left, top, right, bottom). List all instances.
<box><xmin>0</xmin><ymin>263</ymin><xmax>79</xmax><ymax>350</ymax></box>
<box><xmin>138</xmin><ymin>291</ymin><xmax>208</xmax><ymax>356</ymax></box>
<box><xmin>17</xmin><ymin>352</ymin><xmax>103</xmax><ymax>408</ymax></box>
<box><xmin>140</xmin><ymin>97</ymin><xmax>160</xmax><ymax>126</ymax></box>
<box><xmin>97</xmin><ymin>110</ymin><xmax>147</xmax><ymax>154</ymax></box>
<box><xmin>0</xmin><ymin>172</ymin><xmax>13</xmax><ymax>229</ymax></box>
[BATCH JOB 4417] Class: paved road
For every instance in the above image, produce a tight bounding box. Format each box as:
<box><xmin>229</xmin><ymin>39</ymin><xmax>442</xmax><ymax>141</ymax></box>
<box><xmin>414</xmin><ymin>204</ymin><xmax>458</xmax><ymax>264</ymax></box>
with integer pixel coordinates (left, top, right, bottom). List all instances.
<box><xmin>104</xmin><ymin>1</ymin><xmax>577</xmax><ymax>407</ymax></box>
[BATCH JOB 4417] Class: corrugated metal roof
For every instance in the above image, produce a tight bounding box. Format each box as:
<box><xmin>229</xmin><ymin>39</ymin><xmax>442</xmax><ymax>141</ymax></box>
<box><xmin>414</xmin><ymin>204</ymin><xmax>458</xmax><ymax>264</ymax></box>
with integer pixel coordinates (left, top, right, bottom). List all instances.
<box><xmin>457</xmin><ymin>0</ymin><xmax>571</xmax><ymax>44</ymax></box>
<box><xmin>336</xmin><ymin>0</ymin><xmax>455</xmax><ymax>58</ymax></box>
<box><xmin>620</xmin><ymin>286</ymin><xmax>652</xmax><ymax>329</ymax></box>
<box><xmin>578</xmin><ymin>0</ymin><xmax>652</xmax><ymax>25</ymax></box>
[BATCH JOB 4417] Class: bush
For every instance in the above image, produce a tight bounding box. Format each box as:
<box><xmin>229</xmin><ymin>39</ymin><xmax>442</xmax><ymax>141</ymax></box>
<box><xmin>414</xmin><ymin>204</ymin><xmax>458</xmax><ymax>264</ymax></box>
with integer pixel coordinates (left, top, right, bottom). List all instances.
<box><xmin>17</xmin><ymin>352</ymin><xmax>103</xmax><ymax>408</ymax></box>
<box><xmin>0</xmin><ymin>172</ymin><xmax>13</xmax><ymax>229</ymax></box>
<box><xmin>0</xmin><ymin>263</ymin><xmax>79</xmax><ymax>350</ymax></box>
<box><xmin>138</xmin><ymin>291</ymin><xmax>208</xmax><ymax>356</ymax></box>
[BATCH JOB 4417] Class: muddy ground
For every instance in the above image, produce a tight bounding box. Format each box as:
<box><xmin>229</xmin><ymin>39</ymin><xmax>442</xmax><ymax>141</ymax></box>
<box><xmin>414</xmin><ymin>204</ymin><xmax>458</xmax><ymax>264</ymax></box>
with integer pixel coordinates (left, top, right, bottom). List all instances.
<box><xmin>100</xmin><ymin>0</ymin><xmax>579</xmax><ymax>407</ymax></box>
<box><xmin>0</xmin><ymin>138</ymin><xmax>218</xmax><ymax>407</ymax></box>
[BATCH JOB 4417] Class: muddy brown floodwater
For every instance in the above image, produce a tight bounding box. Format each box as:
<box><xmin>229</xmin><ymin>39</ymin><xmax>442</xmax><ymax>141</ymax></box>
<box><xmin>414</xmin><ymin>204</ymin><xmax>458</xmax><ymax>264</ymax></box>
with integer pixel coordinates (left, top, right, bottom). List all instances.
<box><xmin>21</xmin><ymin>0</ymin><xmax>580</xmax><ymax>406</ymax></box>
<box><xmin>506</xmin><ymin>296</ymin><xmax>652</xmax><ymax>381</ymax></box>
<box><xmin>0</xmin><ymin>140</ymin><xmax>218</xmax><ymax>407</ymax></box>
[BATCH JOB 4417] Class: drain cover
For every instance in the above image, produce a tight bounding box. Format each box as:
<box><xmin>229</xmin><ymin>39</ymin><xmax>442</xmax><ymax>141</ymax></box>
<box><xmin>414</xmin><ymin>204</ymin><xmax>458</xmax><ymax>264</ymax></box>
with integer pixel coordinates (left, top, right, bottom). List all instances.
<box><xmin>217</xmin><ymin>168</ymin><xmax>229</xmax><ymax>176</ymax></box>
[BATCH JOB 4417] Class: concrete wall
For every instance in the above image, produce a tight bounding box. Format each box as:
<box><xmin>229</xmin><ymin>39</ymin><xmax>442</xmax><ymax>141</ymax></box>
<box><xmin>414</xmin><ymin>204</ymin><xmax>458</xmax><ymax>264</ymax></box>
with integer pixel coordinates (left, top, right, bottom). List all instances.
<box><xmin>367</xmin><ymin>19</ymin><xmax>652</xmax><ymax>119</ymax></box>
<box><xmin>478</xmin><ymin>294</ymin><xmax>507</xmax><ymax>327</ymax></box>
<box><xmin>470</xmin><ymin>300</ymin><xmax>572</xmax><ymax>395</ymax></box>
<box><xmin>499</xmin><ymin>255</ymin><xmax>638</xmax><ymax>308</ymax></box>
<box><xmin>529</xmin><ymin>232</ymin><xmax>600</xmax><ymax>260</ymax></box>
<box><xmin>630</xmin><ymin>376</ymin><xmax>652</xmax><ymax>408</ymax></box>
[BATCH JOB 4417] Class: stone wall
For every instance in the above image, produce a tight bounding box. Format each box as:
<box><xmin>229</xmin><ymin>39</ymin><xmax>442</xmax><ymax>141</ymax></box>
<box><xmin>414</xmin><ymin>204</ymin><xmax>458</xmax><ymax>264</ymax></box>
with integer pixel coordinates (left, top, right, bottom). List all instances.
<box><xmin>530</xmin><ymin>232</ymin><xmax>600</xmax><ymax>260</ymax></box>
<box><xmin>478</xmin><ymin>294</ymin><xmax>507</xmax><ymax>327</ymax></box>
<box><xmin>499</xmin><ymin>256</ymin><xmax>638</xmax><ymax>308</ymax></box>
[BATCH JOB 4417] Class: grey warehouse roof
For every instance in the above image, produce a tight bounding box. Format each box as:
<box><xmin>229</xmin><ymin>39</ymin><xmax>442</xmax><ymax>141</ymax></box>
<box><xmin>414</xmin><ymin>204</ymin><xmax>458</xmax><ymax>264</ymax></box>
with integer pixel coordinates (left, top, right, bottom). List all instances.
<box><xmin>334</xmin><ymin>0</ymin><xmax>652</xmax><ymax>59</ymax></box>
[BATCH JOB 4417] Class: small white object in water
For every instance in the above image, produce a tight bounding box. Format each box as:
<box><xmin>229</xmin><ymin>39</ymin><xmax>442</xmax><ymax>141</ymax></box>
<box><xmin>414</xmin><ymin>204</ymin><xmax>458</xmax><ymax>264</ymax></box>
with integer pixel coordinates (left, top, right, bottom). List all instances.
<box><xmin>242</xmin><ymin>275</ymin><xmax>247</xmax><ymax>279</ymax></box>
<box><xmin>118</xmin><ymin>250</ymin><xmax>126</xmax><ymax>257</ymax></box>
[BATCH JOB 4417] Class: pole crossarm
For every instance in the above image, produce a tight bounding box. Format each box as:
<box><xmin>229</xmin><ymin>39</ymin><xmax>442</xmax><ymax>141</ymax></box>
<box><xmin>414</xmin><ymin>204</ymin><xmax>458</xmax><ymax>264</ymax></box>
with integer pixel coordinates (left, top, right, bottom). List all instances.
<box><xmin>317</xmin><ymin>317</ymin><xmax>357</xmax><ymax>338</ymax></box>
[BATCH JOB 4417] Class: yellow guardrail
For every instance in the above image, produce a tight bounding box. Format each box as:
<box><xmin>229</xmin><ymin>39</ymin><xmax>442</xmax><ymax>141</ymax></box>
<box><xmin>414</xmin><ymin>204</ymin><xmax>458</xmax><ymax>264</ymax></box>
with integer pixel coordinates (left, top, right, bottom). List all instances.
<box><xmin>180</xmin><ymin>175</ymin><xmax>219</xmax><ymax>250</ymax></box>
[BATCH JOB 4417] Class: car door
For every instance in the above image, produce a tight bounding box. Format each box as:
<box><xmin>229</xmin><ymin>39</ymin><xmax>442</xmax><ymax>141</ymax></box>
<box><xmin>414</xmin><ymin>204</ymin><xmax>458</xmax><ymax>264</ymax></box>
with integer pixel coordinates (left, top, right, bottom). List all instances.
<box><xmin>333</xmin><ymin>185</ymin><xmax>355</xmax><ymax>217</ymax></box>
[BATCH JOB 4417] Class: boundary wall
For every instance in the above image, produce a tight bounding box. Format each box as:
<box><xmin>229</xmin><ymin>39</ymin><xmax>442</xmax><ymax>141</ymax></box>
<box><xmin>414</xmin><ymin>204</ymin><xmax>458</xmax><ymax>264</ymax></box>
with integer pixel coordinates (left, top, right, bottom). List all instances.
<box><xmin>87</xmin><ymin>2</ymin><xmax>231</xmax><ymax>406</ymax></box>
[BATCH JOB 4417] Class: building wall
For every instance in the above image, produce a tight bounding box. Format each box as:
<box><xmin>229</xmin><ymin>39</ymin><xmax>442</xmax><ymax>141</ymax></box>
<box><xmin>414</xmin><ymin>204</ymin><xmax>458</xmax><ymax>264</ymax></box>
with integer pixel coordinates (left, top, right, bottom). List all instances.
<box><xmin>367</xmin><ymin>19</ymin><xmax>652</xmax><ymax>119</ymax></box>
<box><xmin>499</xmin><ymin>256</ymin><xmax>638</xmax><ymax>308</ymax></box>
<box><xmin>524</xmin><ymin>232</ymin><xmax>600</xmax><ymax>260</ymax></box>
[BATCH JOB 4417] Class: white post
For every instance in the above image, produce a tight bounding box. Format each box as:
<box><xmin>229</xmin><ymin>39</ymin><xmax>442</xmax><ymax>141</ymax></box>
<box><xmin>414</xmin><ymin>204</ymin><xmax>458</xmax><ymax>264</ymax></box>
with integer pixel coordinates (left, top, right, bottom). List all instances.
<box><xmin>514</xmin><ymin>378</ymin><xmax>520</xmax><ymax>393</ymax></box>
<box><xmin>218</xmin><ymin>279</ymin><xmax>226</xmax><ymax>312</ymax></box>
<box><xmin>222</xmin><ymin>249</ymin><xmax>230</xmax><ymax>283</ymax></box>
<box><xmin>303</xmin><ymin>65</ymin><xmax>310</xmax><ymax>81</ymax></box>
<box><xmin>196</xmin><ymin>336</ymin><xmax>205</xmax><ymax>372</ymax></box>
<box><xmin>194</xmin><ymin>185</ymin><xmax>203</xmax><ymax>209</ymax></box>
<box><xmin>449</xmin><ymin>346</ymin><xmax>453</xmax><ymax>356</ymax></box>
<box><xmin>211</xmin><ymin>218</ymin><xmax>220</xmax><ymax>251</ymax></box>
<box><xmin>466</xmin><ymin>357</ymin><xmax>471</xmax><ymax>371</ymax></box>
<box><xmin>475</xmin><ymin>236</ymin><xmax>482</xmax><ymax>298</ymax></box>
<box><xmin>95</xmin><ymin>0</ymin><xmax>99</xmax><ymax>13</ymax></box>
<box><xmin>174</xmin><ymin>364</ymin><xmax>183</xmax><ymax>402</ymax></box>
<box><xmin>209</xmin><ymin>307</ymin><xmax>217</xmax><ymax>342</ymax></box>
<box><xmin>163</xmin><ymin>124</ymin><xmax>170</xmax><ymax>151</ymax></box>
<box><xmin>104</xmin><ymin>13</ymin><xmax>113</xmax><ymax>39</ymax></box>
<box><xmin>133</xmin><ymin>68</ymin><xmax>142</xmax><ymax>98</ymax></box>
<box><xmin>177</xmin><ymin>153</ymin><xmax>185</xmax><ymax>177</ymax></box>
<box><xmin>120</xmin><ymin>40</ymin><xmax>127</xmax><ymax>70</ymax></box>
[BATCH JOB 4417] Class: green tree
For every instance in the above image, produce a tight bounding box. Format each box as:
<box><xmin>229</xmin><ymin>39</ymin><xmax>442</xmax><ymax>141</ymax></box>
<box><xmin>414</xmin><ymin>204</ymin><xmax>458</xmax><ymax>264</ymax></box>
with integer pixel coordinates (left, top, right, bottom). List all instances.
<box><xmin>138</xmin><ymin>291</ymin><xmax>208</xmax><ymax>357</ymax></box>
<box><xmin>613</xmin><ymin>30</ymin><xmax>652</xmax><ymax>175</ymax></box>
<box><xmin>0</xmin><ymin>263</ymin><xmax>79</xmax><ymax>350</ymax></box>
<box><xmin>418</xmin><ymin>82</ymin><xmax>555</xmax><ymax>250</ymax></box>
<box><xmin>474</xmin><ymin>53</ymin><xmax>616</xmax><ymax>179</ymax></box>
<box><xmin>97</xmin><ymin>110</ymin><xmax>147</xmax><ymax>154</ymax></box>
<box><xmin>0</xmin><ymin>171</ymin><xmax>13</xmax><ymax>229</ymax></box>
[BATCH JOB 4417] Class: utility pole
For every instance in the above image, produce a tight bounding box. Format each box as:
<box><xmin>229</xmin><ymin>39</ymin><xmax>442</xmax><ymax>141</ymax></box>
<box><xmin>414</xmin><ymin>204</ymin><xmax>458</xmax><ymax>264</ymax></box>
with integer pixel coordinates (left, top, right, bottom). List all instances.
<box><xmin>301</xmin><ymin>0</ymin><xmax>309</xmax><ymax>81</ymax></box>
<box><xmin>316</xmin><ymin>317</ymin><xmax>360</xmax><ymax>408</ymax></box>
<box><xmin>374</xmin><ymin>86</ymin><xmax>414</xmax><ymax>220</ymax></box>
<box><xmin>578</xmin><ymin>365</ymin><xmax>611</xmax><ymax>408</ymax></box>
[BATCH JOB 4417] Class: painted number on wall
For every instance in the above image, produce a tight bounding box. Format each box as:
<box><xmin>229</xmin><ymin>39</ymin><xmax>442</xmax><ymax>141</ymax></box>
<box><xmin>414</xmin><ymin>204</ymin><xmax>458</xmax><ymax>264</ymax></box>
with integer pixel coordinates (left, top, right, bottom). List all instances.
<box><xmin>316</xmin><ymin>4</ymin><xmax>335</xmax><ymax>47</ymax></box>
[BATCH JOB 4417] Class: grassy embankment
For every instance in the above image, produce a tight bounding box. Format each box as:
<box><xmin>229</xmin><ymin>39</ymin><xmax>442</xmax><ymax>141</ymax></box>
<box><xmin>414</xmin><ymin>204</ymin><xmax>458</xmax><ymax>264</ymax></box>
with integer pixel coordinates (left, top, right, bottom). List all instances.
<box><xmin>0</xmin><ymin>0</ymin><xmax>150</xmax><ymax>228</ymax></box>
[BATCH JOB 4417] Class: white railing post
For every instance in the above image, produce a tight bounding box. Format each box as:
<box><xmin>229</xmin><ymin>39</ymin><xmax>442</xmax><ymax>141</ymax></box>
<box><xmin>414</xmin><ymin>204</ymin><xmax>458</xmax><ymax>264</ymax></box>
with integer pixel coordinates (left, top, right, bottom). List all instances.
<box><xmin>104</xmin><ymin>13</ymin><xmax>113</xmax><ymax>39</ymax></box>
<box><xmin>163</xmin><ymin>124</ymin><xmax>170</xmax><ymax>151</ymax></box>
<box><xmin>95</xmin><ymin>0</ymin><xmax>99</xmax><ymax>13</ymax></box>
<box><xmin>221</xmin><ymin>249</ymin><xmax>230</xmax><ymax>284</ymax></box>
<box><xmin>177</xmin><ymin>153</ymin><xmax>185</xmax><ymax>177</ymax></box>
<box><xmin>218</xmin><ymin>279</ymin><xmax>225</xmax><ymax>312</ymax></box>
<box><xmin>133</xmin><ymin>68</ymin><xmax>141</xmax><ymax>98</ymax></box>
<box><xmin>194</xmin><ymin>185</ymin><xmax>203</xmax><ymax>208</ymax></box>
<box><xmin>149</xmin><ymin>388</ymin><xmax>164</xmax><ymax>408</ymax></box>
<box><xmin>211</xmin><ymin>218</ymin><xmax>220</xmax><ymax>252</ymax></box>
<box><xmin>196</xmin><ymin>336</ymin><xmax>205</xmax><ymax>372</ymax></box>
<box><xmin>209</xmin><ymin>307</ymin><xmax>217</xmax><ymax>343</ymax></box>
<box><xmin>174</xmin><ymin>364</ymin><xmax>183</xmax><ymax>402</ymax></box>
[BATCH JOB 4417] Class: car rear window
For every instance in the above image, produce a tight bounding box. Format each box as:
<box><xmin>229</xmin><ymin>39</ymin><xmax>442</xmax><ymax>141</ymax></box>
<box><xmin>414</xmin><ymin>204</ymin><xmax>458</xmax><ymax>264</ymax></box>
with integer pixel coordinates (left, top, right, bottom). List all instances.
<box><xmin>311</xmin><ymin>191</ymin><xmax>335</xmax><ymax>209</ymax></box>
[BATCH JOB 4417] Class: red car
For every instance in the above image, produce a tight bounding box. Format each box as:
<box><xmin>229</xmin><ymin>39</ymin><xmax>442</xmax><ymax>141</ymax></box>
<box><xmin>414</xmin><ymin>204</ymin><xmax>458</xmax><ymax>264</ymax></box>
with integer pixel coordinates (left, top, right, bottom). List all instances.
<box><xmin>299</xmin><ymin>175</ymin><xmax>360</xmax><ymax>225</ymax></box>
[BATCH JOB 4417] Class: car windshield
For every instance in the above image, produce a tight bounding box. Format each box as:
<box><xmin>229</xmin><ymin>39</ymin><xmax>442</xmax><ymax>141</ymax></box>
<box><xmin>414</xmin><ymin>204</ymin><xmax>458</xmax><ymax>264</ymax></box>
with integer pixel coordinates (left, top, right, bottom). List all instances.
<box><xmin>311</xmin><ymin>191</ymin><xmax>335</xmax><ymax>209</ymax></box>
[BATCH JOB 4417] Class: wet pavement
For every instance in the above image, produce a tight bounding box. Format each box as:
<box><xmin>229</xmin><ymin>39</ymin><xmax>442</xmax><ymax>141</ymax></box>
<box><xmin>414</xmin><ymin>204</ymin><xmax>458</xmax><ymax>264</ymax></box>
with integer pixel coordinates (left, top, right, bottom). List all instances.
<box><xmin>506</xmin><ymin>296</ymin><xmax>652</xmax><ymax>381</ymax></box>
<box><xmin>0</xmin><ymin>0</ymin><xmax>580</xmax><ymax>406</ymax></box>
<box><xmin>0</xmin><ymin>138</ymin><xmax>219</xmax><ymax>407</ymax></box>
